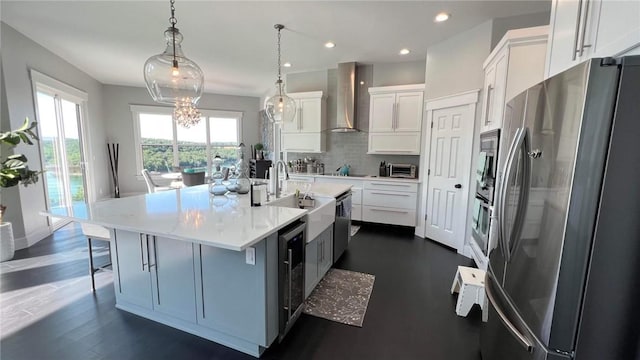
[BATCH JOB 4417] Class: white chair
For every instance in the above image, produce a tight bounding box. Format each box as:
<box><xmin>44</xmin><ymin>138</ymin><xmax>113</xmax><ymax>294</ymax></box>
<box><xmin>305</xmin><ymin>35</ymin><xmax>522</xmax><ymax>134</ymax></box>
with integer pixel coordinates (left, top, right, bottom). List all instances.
<box><xmin>141</xmin><ymin>169</ymin><xmax>172</xmax><ymax>193</ymax></box>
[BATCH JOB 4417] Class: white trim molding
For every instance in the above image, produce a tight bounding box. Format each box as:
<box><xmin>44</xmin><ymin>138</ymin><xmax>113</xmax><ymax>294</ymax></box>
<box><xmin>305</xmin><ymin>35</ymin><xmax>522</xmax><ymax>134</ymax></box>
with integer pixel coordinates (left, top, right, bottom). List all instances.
<box><xmin>424</xmin><ymin>89</ymin><xmax>480</xmax><ymax>110</ymax></box>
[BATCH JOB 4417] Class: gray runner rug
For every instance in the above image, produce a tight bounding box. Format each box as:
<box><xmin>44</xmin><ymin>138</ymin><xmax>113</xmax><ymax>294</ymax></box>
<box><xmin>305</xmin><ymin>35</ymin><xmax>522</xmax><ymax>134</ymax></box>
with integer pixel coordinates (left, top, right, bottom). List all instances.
<box><xmin>303</xmin><ymin>268</ymin><xmax>375</xmax><ymax>327</ymax></box>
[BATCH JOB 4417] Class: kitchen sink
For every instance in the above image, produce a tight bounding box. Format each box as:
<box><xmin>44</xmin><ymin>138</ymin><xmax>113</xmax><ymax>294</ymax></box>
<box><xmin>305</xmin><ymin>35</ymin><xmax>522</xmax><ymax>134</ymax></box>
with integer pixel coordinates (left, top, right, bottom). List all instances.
<box><xmin>267</xmin><ymin>194</ymin><xmax>335</xmax><ymax>242</ymax></box>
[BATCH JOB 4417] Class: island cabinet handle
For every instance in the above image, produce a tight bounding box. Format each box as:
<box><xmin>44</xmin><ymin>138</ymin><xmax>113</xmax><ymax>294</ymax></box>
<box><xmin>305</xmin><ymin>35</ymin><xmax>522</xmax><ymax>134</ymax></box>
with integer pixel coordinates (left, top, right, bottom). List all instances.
<box><xmin>151</xmin><ymin>236</ymin><xmax>160</xmax><ymax>306</ymax></box>
<box><xmin>199</xmin><ymin>245</ymin><xmax>205</xmax><ymax>318</ymax></box>
<box><xmin>139</xmin><ymin>234</ymin><xmax>147</xmax><ymax>271</ymax></box>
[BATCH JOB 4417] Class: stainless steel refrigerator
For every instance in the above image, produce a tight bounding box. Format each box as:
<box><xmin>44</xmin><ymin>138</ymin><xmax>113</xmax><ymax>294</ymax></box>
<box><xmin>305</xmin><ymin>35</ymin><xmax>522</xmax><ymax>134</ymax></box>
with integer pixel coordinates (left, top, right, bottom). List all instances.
<box><xmin>481</xmin><ymin>56</ymin><xmax>640</xmax><ymax>360</ymax></box>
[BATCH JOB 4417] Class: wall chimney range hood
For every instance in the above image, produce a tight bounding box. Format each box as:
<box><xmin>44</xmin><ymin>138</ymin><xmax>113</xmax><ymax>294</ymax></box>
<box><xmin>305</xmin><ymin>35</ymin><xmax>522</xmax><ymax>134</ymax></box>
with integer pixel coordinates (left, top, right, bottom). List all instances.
<box><xmin>332</xmin><ymin>62</ymin><xmax>360</xmax><ymax>132</ymax></box>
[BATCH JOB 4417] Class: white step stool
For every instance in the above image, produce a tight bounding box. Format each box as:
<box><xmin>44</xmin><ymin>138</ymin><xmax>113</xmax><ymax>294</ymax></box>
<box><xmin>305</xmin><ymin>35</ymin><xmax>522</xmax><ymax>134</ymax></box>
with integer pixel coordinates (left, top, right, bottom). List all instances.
<box><xmin>451</xmin><ymin>266</ymin><xmax>488</xmax><ymax>322</ymax></box>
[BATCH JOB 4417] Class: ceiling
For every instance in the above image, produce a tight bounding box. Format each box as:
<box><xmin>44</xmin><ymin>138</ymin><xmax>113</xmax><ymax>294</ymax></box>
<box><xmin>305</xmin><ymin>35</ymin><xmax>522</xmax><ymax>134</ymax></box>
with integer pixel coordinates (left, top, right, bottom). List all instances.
<box><xmin>1</xmin><ymin>1</ymin><xmax>551</xmax><ymax>98</ymax></box>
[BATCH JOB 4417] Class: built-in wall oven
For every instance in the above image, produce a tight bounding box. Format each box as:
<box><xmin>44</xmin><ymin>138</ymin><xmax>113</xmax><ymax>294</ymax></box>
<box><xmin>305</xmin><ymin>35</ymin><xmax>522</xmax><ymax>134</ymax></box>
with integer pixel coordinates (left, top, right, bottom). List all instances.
<box><xmin>471</xmin><ymin>129</ymin><xmax>500</xmax><ymax>265</ymax></box>
<box><xmin>278</xmin><ymin>220</ymin><xmax>305</xmax><ymax>341</ymax></box>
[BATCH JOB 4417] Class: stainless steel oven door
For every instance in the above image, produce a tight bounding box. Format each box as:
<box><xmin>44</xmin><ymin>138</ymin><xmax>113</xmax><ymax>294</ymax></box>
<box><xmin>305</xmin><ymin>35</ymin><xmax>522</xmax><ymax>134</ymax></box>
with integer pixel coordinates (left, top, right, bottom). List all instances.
<box><xmin>472</xmin><ymin>197</ymin><xmax>491</xmax><ymax>255</ymax></box>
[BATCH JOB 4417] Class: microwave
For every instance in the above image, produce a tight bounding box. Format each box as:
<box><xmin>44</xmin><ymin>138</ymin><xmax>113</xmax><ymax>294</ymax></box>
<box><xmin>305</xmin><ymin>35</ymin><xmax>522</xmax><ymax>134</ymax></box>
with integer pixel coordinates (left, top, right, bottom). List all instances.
<box><xmin>388</xmin><ymin>164</ymin><xmax>417</xmax><ymax>178</ymax></box>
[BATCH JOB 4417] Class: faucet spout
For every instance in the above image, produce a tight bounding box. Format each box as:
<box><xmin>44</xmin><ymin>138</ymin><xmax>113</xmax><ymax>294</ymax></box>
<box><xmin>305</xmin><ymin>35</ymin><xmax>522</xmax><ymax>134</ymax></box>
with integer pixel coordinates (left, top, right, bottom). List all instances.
<box><xmin>274</xmin><ymin>160</ymin><xmax>289</xmax><ymax>198</ymax></box>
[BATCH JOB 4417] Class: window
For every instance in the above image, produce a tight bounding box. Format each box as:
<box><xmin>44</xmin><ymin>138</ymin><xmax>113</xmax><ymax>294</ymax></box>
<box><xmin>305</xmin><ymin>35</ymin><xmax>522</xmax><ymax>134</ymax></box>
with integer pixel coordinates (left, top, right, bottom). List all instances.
<box><xmin>132</xmin><ymin>105</ymin><xmax>243</xmax><ymax>174</ymax></box>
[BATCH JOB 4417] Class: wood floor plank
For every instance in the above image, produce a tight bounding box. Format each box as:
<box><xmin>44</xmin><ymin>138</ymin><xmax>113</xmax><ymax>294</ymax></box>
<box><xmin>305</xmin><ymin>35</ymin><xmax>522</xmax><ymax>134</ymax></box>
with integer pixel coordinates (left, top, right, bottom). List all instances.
<box><xmin>1</xmin><ymin>223</ymin><xmax>481</xmax><ymax>360</ymax></box>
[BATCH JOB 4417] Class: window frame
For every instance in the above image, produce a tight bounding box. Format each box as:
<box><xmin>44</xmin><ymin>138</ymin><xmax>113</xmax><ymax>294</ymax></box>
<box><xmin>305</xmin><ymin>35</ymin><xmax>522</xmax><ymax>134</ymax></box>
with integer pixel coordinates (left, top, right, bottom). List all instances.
<box><xmin>131</xmin><ymin>105</ymin><xmax>243</xmax><ymax>177</ymax></box>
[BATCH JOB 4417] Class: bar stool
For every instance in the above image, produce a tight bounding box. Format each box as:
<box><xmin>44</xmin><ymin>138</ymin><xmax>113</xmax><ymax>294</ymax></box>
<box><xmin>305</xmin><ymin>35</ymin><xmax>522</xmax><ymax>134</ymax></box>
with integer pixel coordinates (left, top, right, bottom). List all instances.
<box><xmin>451</xmin><ymin>266</ymin><xmax>488</xmax><ymax>322</ymax></box>
<box><xmin>80</xmin><ymin>223</ymin><xmax>112</xmax><ymax>292</ymax></box>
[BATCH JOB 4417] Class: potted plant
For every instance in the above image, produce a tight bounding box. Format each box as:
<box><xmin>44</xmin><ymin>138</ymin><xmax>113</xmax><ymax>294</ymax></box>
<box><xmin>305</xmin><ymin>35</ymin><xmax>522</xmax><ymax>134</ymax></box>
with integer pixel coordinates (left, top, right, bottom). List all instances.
<box><xmin>254</xmin><ymin>143</ymin><xmax>264</xmax><ymax>160</ymax></box>
<box><xmin>1</xmin><ymin>118</ymin><xmax>41</xmax><ymax>261</ymax></box>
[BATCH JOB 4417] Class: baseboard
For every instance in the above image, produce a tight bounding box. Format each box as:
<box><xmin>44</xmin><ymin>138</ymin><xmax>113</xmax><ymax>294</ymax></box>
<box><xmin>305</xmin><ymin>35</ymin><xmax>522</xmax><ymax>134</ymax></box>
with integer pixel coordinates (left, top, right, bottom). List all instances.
<box><xmin>459</xmin><ymin>244</ymin><xmax>472</xmax><ymax>259</ymax></box>
<box><xmin>14</xmin><ymin>225</ymin><xmax>52</xmax><ymax>250</ymax></box>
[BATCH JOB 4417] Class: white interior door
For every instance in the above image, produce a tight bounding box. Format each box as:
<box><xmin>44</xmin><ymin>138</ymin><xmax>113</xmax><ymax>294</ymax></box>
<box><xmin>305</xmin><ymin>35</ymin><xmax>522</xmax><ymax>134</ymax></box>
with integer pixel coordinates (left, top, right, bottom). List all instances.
<box><xmin>424</xmin><ymin>104</ymin><xmax>473</xmax><ymax>250</ymax></box>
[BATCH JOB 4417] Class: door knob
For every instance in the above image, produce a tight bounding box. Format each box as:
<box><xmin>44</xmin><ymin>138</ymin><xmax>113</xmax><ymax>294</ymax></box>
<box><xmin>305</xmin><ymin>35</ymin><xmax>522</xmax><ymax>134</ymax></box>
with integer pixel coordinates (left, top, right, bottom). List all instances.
<box><xmin>454</xmin><ymin>184</ymin><xmax>462</xmax><ymax>189</ymax></box>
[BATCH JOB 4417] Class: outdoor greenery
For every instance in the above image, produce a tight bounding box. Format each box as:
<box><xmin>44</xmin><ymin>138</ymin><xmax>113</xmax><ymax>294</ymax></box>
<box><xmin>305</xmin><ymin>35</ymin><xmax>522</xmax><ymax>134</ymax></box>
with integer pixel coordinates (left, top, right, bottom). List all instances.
<box><xmin>1</xmin><ymin>118</ymin><xmax>41</xmax><ymax>221</ymax></box>
<box><xmin>141</xmin><ymin>138</ymin><xmax>238</xmax><ymax>172</ymax></box>
<box><xmin>1</xmin><ymin>118</ymin><xmax>41</xmax><ymax>188</ymax></box>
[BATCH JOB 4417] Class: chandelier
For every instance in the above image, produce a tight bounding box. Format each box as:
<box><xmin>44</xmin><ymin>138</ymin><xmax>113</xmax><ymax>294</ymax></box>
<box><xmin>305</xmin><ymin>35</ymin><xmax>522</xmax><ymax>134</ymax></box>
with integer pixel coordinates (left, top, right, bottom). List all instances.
<box><xmin>173</xmin><ymin>98</ymin><xmax>202</xmax><ymax>128</ymax></box>
<box><xmin>264</xmin><ymin>24</ymin><xmax>296</xmax><ymax>124</ymax></box>
<box><xmin>144</xmin><ymin>0</ymin><xmax>204</xmax><ymax>127</ymax></box>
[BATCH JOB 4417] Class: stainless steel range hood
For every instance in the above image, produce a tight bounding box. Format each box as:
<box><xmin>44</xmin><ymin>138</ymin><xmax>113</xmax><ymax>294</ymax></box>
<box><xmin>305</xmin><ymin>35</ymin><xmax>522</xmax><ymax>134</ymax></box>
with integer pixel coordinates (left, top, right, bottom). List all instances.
<box><xmin>332</xmin><ymin>62</ymin><xmax>360</xmax><ymax>132</ymax></box>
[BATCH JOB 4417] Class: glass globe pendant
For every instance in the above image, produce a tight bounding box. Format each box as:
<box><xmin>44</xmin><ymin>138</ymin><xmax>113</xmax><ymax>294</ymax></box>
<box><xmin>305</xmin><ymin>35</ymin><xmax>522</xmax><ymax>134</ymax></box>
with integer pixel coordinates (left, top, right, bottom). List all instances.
<box><xmin>264</xmin><ymin>24</ymin><xmax>296</xmax><ymax>124</ymax></box>
<box><xmin>144</xmin><ymin>0</ymin><xmax>204</xmax><ymax>107</ymax></box>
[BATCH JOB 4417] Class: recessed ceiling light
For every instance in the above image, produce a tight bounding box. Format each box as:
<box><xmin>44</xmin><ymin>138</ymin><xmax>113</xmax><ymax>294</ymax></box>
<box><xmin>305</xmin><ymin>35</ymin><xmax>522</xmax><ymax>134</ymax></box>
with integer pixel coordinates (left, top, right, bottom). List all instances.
<box><xmin>399</xmin><ymin>48</ymin><xmax>411</xmax><ymax>55</ymax></box>
<box><xmin>435</xmin><ymin>12</ymin><xmax>450</xmax><ymax>22</ymax></box>
<box><xmin>325</xmin><ymin>42</ymin><xmax>336</xmax><ymax>48</ymax></box>
<box><xmin>283</xmin><ymin>62</ymin><xmax>292</xmax><ymax>67</ymax></box>
<box><xmin>360</xmin><ymin>81</ymin><xmax>365</xmax><ymax>85</ymax></box>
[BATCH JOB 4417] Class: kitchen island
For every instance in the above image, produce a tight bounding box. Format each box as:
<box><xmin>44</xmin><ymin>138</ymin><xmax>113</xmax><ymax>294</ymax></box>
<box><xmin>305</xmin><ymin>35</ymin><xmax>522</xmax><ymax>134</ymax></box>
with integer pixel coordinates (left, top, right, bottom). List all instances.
<box><xmin>44</xmin><ymin>185</ymin><xmax>311</xmax><ymax>357</ymax></box>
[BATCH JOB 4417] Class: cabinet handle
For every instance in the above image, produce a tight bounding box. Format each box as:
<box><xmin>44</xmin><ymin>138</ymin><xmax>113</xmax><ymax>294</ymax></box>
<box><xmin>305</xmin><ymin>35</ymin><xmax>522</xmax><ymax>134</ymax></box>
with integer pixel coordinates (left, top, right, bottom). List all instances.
<box><xmin>370</xmin><ymin>191</ymin><xmax>411</xmax><ymax>197</ymax></box>
<box><xmin>199</xmin><ymin>245</ymin><xmax>205</xmax><ymax>318</ymax></box>
<box><xmin>370</xmin><ymin>208</ymin><xmax>409</xmax><ymax>214</ymax></box>
<box><xmin>152</xmin><ymin>236</ymin><xmax>160</xmax><ymax>305</ymax></box>
<box><xmin>140</xmin><ymin>234</ymin><xmax>147</xmax><ymax>271</ymax></box>
<box><xmin>484</xmin><ymin>85</ymin><xmax>494</xmax><ymax>125</ymax></box>
<box><xmin>578</xmin><ymin>0</ymin><xmax>592</xmax><ymax>56</ymax></box>
<box><xmin>572</xmin><ymin>0</ymin><xmax>585</xmax><ymax>60</ymax></box>
<box><xmin>370</xmin><ymin>182</ymin><xmax>411</xmax><ymax>187</ymax></box>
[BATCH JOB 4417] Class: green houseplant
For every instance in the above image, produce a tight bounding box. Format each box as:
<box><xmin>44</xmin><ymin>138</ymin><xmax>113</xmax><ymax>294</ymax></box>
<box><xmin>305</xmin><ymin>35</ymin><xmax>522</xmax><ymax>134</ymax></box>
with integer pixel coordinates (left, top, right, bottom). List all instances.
<box><xmin>1</xmin><ymin>118</ymin><xmax>41</xmax><ymax>261</ymax></box>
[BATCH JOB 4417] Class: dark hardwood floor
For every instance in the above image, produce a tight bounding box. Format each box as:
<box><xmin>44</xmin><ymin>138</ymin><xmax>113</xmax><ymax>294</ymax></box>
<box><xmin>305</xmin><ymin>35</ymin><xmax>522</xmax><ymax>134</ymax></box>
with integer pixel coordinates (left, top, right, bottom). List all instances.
<box><xmin>0</xmin><ymin>223</ymin><xmax>482</xmax><ymax>360</ymax></box>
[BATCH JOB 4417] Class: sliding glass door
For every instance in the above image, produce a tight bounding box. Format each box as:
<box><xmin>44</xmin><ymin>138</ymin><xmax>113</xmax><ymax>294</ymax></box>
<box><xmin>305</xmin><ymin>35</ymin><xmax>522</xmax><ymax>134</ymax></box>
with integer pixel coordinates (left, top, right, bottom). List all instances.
<box><xmin>34</xmin><ymin>79</ymin><xmax>88</xmax><ymax>227</ymax></box>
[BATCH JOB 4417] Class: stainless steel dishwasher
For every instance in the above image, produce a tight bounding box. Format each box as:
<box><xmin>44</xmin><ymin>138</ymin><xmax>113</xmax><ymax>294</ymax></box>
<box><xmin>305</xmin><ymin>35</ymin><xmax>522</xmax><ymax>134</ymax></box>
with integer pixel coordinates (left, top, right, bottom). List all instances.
<box><xmin>333</xmin><ymin>191</ymin><xmax>352</xmax><ymax>263</ymax></box>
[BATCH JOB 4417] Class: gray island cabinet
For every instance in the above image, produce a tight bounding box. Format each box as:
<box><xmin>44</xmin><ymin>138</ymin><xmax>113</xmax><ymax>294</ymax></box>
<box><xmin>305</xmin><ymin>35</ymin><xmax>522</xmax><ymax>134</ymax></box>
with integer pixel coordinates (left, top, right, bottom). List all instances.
<box><xmin>43</xmin><ymin>186</ymin><xmax>308</xmax><ymax>357</ymax></box>
<box><xmin>112</xmin><ymin>229</ymin><xmax>280</xmax><ymax>357</ymax></box>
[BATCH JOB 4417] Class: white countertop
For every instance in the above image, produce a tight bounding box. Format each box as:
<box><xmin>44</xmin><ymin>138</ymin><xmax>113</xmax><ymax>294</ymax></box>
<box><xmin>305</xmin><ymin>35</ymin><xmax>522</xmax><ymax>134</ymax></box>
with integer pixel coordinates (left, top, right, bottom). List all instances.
<box><xmin>44</xmin><ymin>185</ymin><xmax>307</xmax><ymax>251</ymax></box>
<box><xmin>284</xmin><ymin>181</ymin><xmax>352</xmax><ymax>198</ymax></box>
<box><xmin>289</xmin><ymin>173</ymin><xmax>421</xmax><ymax>184</ymax></box>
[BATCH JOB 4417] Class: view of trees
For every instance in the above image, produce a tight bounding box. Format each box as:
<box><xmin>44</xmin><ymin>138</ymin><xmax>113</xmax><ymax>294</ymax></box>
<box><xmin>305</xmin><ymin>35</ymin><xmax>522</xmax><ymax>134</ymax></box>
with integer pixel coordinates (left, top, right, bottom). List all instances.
<box><xmin>141</xmin><ymin>138</ymin><xmax>238</xmax><ymax>172</ymax></box>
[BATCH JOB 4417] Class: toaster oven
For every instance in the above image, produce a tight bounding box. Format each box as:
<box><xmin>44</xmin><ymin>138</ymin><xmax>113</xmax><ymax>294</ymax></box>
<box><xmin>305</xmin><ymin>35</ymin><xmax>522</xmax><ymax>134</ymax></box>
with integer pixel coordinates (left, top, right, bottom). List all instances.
<box><xmin>388</xmin><ymin>164</ymin><xmax>417</xmax><ymax>178</ymax></box>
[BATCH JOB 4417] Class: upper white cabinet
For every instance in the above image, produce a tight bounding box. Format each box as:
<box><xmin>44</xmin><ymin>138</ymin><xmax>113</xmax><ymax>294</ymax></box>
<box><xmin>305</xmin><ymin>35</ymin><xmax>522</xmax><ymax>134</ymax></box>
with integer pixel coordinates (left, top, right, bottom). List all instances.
<box><xmin>281</xmin><ymin>91</ymin><xmax>326</xmax><ymax>153</ymax></box>
<box><xmin>545</xmin><ymin>0</ymin><xmax>640</xmax><ymax>78</ymax></box>
<box><xmin>368</xmin><ymin>84</ymin><xmax>424</xmax><ymax>155</ymax></box>
<box><xmin>481</xmin><ymin>26</ymin><xmax>549</xmax><ymax>132</ymax></box>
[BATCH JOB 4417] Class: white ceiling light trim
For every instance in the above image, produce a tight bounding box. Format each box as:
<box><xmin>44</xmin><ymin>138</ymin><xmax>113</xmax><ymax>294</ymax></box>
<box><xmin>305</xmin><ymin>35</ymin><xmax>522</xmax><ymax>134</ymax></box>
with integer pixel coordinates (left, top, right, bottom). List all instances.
<box><xmin>435</xmin><ymin>12</ymin><xmax>450</xmax><ymax>22</ymax></box>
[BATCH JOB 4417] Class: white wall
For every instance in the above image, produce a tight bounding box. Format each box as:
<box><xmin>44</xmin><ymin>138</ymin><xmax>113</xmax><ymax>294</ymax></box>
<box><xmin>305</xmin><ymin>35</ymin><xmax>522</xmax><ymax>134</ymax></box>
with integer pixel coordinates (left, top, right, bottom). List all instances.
<box><xmin>491</xmin><ymin>11</ymin><xmax>550</xmax><ymax>49</ymax></box>
<box><xmin>102</xmin><ymin>85</ymin><xmax>261</xmax><ymax>195</ymax></box>
<box><xmin>1</xmin><ymin>22</ymin><xmax>108</xmax><ymax>248</ymax></box>
<box><xmin>425</xmin><ymin>21</ymin><xmax>493</xmax><ymax>101</ymax></box>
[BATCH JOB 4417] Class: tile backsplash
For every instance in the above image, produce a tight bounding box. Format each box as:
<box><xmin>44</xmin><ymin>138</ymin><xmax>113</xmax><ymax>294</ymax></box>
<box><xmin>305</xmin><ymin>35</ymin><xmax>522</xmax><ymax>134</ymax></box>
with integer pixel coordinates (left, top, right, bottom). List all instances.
<box><xmin>286</xmin><ymin>131</ymin><xmax>419</xmax><ymax>176</ymax></box>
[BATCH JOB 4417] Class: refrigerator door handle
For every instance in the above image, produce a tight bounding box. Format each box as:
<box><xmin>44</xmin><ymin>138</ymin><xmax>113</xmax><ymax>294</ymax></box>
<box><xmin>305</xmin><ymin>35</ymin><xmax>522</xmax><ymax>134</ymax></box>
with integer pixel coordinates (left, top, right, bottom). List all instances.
<box><xmin>485</xmin><ymin>273</ymin><xmax>534</xmax><ymax>353</ymax></box>
<box><xmin>508</xmin><ymin>128</ymin><xmax>532</xmax><ymax>260</ymax></box>
<box><xmin>498</xmin><ymin>127</ymin><xmax>522</xmax><ymax>260</ymax></box>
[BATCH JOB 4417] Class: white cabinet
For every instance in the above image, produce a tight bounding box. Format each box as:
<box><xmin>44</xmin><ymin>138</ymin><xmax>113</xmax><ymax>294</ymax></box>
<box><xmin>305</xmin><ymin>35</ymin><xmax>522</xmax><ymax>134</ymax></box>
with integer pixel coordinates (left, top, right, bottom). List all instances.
<box><xmin>481</xmin><ymin>26</ymin><xmax>549</xmax><ymax>132</ymax></box>
<box><xmin>113</xmin><ymin>230</ymin><xmax>196</xmax><ymax>322</ymax></box>
<box><xmin>368</xmin><ymin>84</ymin><xmax>424</xmax><ymax>155</ymax></box>
<box><xmin>304</xmin><ymin>226</ymin><xmax>333</xmax><ymax>298</ymax></box>
<box><xmin>546</xmin><ymin>0</ymin><xmax>640</xmax><ymax>78</ymax></box>
<box><xmin>362</xmin><ymin>180</ymin><xmax>418</xmax><ymax>227</ymax></box>
<box><xmin>282</xmin><ymin>91</ymin><xmax>326</xmax><ymax>153</ymax></box>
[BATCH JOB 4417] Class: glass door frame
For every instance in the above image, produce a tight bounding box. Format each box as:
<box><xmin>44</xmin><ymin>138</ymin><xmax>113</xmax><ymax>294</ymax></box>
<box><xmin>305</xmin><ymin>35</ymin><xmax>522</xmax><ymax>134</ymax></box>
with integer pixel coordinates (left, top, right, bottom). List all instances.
<box><xmin>30</xmin><ymin>70</ymin><xmax>92</xmax><ymax>230</ymax></box>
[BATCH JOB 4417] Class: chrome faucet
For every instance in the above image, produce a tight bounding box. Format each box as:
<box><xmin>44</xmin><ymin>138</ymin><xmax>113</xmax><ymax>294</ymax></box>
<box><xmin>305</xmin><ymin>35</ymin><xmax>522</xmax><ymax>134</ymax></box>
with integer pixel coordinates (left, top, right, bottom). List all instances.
<box><xmin>274</xmin><ymin>160</ymin><xmax>290</xmax><ymax>198</ymax></box>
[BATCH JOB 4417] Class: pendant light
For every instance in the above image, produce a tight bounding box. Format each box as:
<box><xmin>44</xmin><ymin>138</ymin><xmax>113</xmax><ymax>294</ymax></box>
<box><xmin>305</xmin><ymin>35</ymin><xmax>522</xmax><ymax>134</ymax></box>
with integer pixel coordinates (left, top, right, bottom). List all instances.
<box><xmin>264</xmin><ymin>24</ymin><xmax>296</xmax><ymax>124</ymax></box>
<box><xmin>144</xmin><ymin>0</ymin><xmax>204</xmax><ymax>127</ymax></box>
